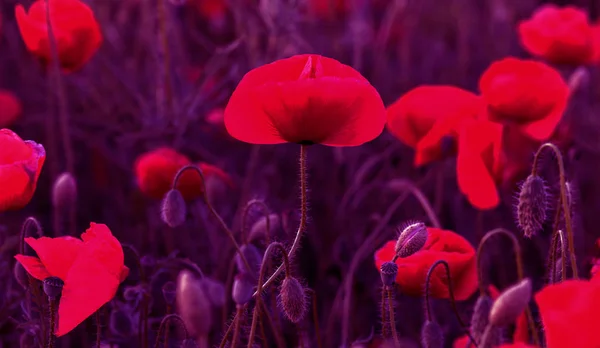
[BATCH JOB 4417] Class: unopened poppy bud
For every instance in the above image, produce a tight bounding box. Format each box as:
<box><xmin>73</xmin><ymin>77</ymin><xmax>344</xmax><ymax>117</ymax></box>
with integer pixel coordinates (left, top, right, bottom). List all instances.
<box><xmin>109</xmin><ymin>308</ymin><xmax>134</xmax><ymax>337</ymax></box>
<box><xmin>52</xmin><ymin>172</ymin><xmax>77</xmax><ymax>210</ymax></box>
<box><xmin>550</xmin><ymin>257</ymin><xmax>563</xmax><ymax>284</ymax></box>
<box><xmin>162</xmin><ymin>281</ymin><xmax>176</xmax><ymax>306</ymax></box>
<box><xmin>176</xmin><ymin>270</ymin><xmax>213</xmax><ymax>337</ymax></box>
<box><xmin>161</xmin><ymin>189</ymin><xmax>187</xmax><ymax>227</ymax></box>
<box><xmin>235</xmin><ymin>244</ymin><xmax>263</xmax><ymax>278</ymax></box>
<box><xmin>13</xmin><ymin>262</ymin><xmax>29</xmax><ymax>289</ymax></box>
<box><xmin>489</xmin><ymin>278</ymin><xmax>532</xmax><ymax>327</ymax></box>
<box><xmin>248</xmin><ymin>213</ymin><xmax>281</xmax><ymax>241</ymax></box>
<box><xmin>517</xmin><ymin>174</ymin><xmax>548</xmax><ymax>238</ymax></box>
<box><xmin>43</xmin><ymin>276</ymin><xmax>64</xmax><ymax>299</ymax></box>
<box><xmin>471</xmin><ymin>295</ymin><xmax>498</xmax><ymax>345</ymax></box>
<box><xmin>395</xmin><ymin>222</ymin><xmax>428</xmax><ymax>258</ymax></box>
<box><xmin>278</xmin><ymin>277</ymin><xmax>307</xmax><ymax>323</ymax></box>
<box><xmin>232</xmin><ymin>273</ymin><xmax>255</xmax><ymax>306</ymax></box>
<box><xmin>180</xmin><ymin>339</ymin><xmax>198</xmax><ymax>348</ymax></box>
<box><xmin>421</xmin><ymin>320</ymin><xmax>444</xmax><ymax>348</ymax></box>
<box><xmin>201</xmin><ymin>277</ymin><xmax>226</xmax><ymax>307</ymax></box>
<box><xmin>380</xmin><ymin>261</ymin><xmax>398</xmax><ymax>286</ymax></box>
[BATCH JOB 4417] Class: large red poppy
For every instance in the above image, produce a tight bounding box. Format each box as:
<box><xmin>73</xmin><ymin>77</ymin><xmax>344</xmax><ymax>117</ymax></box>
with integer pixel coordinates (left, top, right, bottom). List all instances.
<box><xmin>0</xmin><ymin>129</ymin><xmax>45</xmax><ymax>212</ymax></box>
<box><xmin>224</xmin><ymin>54</ymin><xmax>386</xmax><ymax>146</ymax></box>
<box><xmin>15</xmin><ymin>223</ymin><xmax>129</xmax><ymax>336</ymax></box>
<box><xmin>386</xmin><ymin>85</ymin><xmax>482</xmax><ymax>166</ymax></box>
<box><xmin>15</xmin><ymin>0</ymin><xmax>102</xmax><ymax>73</ymax></box>
<box><xmin>0</xmin><ymin>91</ymin><xmax>22</xmax><ymax>128</ymax></box>
<box><xmin>479</xmin><ymin>58</ymin><xmax>569</xmax><ymax>141</ymax></box>
<box><xmin>518</xmin><ymin>5</ymin><xmax>596</xmax><ymax>66</ymax></box>
<box><xmin>134</xmin><ymin>147</ymin><xmax>232</xmax><ymax>200</ymax></box>
<box><xmin>374</xmin><ymin>227</ymin><xmax>477</xmax><ymax>301</ymax></box>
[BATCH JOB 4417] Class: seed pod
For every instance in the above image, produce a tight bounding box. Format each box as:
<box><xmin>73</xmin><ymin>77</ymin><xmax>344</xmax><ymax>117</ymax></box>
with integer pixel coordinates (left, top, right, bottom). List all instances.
<box><xmin>161</xmin><ymin>189</ymin><xmax>187</xmax><ymax>227</ymax></box>
<box><xmin>278</xmin><ymin>277</ymin><xmax>307</xmax><ymax>323</ymax></box>
<box><xmin>489</xmin><ymin>278</ymin><xmax>532</xmax><ymax>327</ymax></box>
<box><xmin>395</xmin><ymin>222</ymin><xmax>428</xmax><ymax>258</ymax></box>
<box><xmin>235</xmin><ymin>244</ymin><xmax>263</xmax><ymax>278</ymax></box>
<box><xmin>517</xmin><ymin>175</ymin><xmax>548</xmax><ymax>238</ymax></box>
<box><xmin>380</xmin><ymin>261</ymin><xmax>398</xmax><ymax>286</ymax></box>
<box><xmin>43</xmin><ymin>276</ymin><xmax>64</xmax><ymax>299</ymax></box>
<box><xmin>162</xmin><ymin>281</ymin><xmax>176</xmax><ymax>306</ymax></box>
<box><xmin>176</xmin><ymin>270</ymin><xmax>212</xmax><ymax>337</ymax></box>
<box><xmin>52</xmin><ymin>172</ymin><xmax>77</xmax><ymax>211</ymax></box>
<box><xmin>421</xmin><ymin>320</ymin><xmax>444</xmax><ymax>348</ymax></box>
<box><xmin>232</xmin><ymin>273</ymin><xmax>254</xmax><ymax>306</ymax></box>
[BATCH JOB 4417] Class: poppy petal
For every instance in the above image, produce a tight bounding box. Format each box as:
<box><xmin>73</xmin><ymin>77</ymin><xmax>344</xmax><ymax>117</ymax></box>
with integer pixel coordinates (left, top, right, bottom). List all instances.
<box><xmin>80</xmin><ymin>223</ymin><xmax>125</xmax><ymax>279</ymax></box>
<box><xmin>24</xmin><ymin>236</ymin><xmax>82</xmax><ymax>280</ymax></box>
<box><xmin>14</xmin><ymin>255</ymin><xmax>52</xmax><ymax>280</ymax></box>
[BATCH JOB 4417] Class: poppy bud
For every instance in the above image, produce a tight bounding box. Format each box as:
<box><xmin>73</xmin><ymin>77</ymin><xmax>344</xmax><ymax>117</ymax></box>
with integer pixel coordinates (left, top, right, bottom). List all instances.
<box><xmin>176</xmin><ymin>270</ymin><xmax>213</xmax><ymax>337</ymax></box>
<box><xmin>161</xmin><ymin>189</ymin><xmax>187</xmax><ymax>228</ymax></box>
<box><xmin>109</xmin><ymin>308</ymin><xmax>134</xmax><ymax>338</ymax></box>
<box><xmin>471</xmin><ymin>295</ymin><xmax>500</xmax><ymax>346</ymax></box>
<box><xmin>162</xmin><ymin>281</ymin><xmax>176</xmax><ymax>306</ymax></box>
<box><xmin>180</xmin><ymin>339</ymin><xmax>199</xmax><ymax>348</ymax></box>
<box><xmin>395</xmin><ymin>222</ymin><xmax>428</xmax><ymax>258</ymax></box>
<box><xmin>517</xmin><ymin>174</ymin><xmax>548</xmax><ymax>238</ymax></box>
<box><xmin>248</xmin><ymin>213</ymin><xmax>281</xmax><ymax>241</ymax></box>
<box><xmin>380</xmin><ymin>261</ymin><xmax>398</xmax><ymax>286</ymax></box>
<box><xmin>43</xmin><ymin>276</ymin><xmax>64</xmax><ymax>299</ymax></box>
<box><xmin>235</xmin><ymin>244</ymin><xmax>263</xmax><ymax>278</ymax></box>
<box><xmin>232</xmin><ymin>273</ymin><xmax>255</xmax><ymax>306</ymax></box>
<box><xmin>13</xmin><ymin>262</ymin><xmax>29</xmax><ymax>289</ymax></box>
<box><xmin>201</xmin><ymin>277</ymin><xmax>226</xmax><ymax>307</ymax></box>
<box><xmin>421</xmin><ymin>320</ymin><xmax>444</xmax><ymax>348</ymax></box>
<box><xmin>278</xmin><ymin>276</ymin><xmax>307</xmax><ymax>323</ymax></box>
<box><xmin>489</xmin><ymin>278</ymin><xmax>532</xmax><ymax>327</ymax></box>
<box><xmin>550</xmin><ymin>257</ymin><xmax>563</xmax><ymax>284</ymax></box>
<box><xmin>52</xmin><ymin>172</ymin><xmax>77</xmax><ymax>212</ymax></box>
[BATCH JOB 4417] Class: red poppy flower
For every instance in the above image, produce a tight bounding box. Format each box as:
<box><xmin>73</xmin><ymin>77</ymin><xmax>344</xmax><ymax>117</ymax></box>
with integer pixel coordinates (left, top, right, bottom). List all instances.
<box><xmin>224</xmin><ymin>54</ymin><xmax>386</xmax><ymax>146</ymax></box>
<box><xmin>134</xmin><ymin>147</ymin><xmax>232</xmax><ymax>200</ymax></box>
<box><xmin>535</xmin><ymin>280</ymin><xmax>600</xmax><ymax>348</ymax></box>
<box><xmin>479</xmin><ymin>58</ymin><xmax>569</xmax><ymax>141</ymax></box>
<box><xmin>518</xmin><ymin>5</ymin><xmax>595</xmax><ymax>66</ymax></box>
<box><xmin>15</xmin><ymin>0</ymin><xmax>102</xmax><ymax>73</ymax></box>
<box><xmin>374</xmin><ymin>227</ymin><xmax>477</xmax><ymax>300</ymax></box>
<box><xmin>14</xmin><ymin>223</ymin><xmax>129</xmax><ymax>336</ymax></box>
<box><xmin>0</xmin><ymin>129</ymin><xmax>45</xmax><ymax>212</ymax></box>
<box><xmin>386</xmin><ymin>85</ymin><xmax>482</xmax><ymax>166</ymax></box>
<box><xmin>308</xmin><ymin>0</ymin><xmax>351</xmax><ymax>19</ymax></box>
<box><xmin>0</xmin><ymin>90</ymin><xmax>22</xmax><ymax>128</ymax></box>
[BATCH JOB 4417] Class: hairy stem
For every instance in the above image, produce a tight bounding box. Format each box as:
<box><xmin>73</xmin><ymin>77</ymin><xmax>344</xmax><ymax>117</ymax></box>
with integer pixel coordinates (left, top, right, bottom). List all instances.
<box><xmin>241</xmin><ymin>199</ymin><xmax>271</xmax><ymax>244</ymax></box>
<box><xmin>47</xmin><ymin>297</ymin><xmax>56</xmax><ymax>348</ymax></box>
<box><xmin>386</xmin><ymin>287</ymin><xmax>401</xmax><ymax>347</ymax></box>
<box><xmin>156</xmin><ymin>0</ymin><xmax>173</xmax><ymax>120</ymax></box>
<box><xmin>306</xmin><ymin>289</ymin><xmax>323</xmax><ymax>348</ymax></box>
<box><xmin>381</xmin><ymin>287</ymin><xmax>388</xmax><ymax>338</ymax></box>
<box><xmin>96</xmin><ymin>311</ymin><xmax>101</xmax><ymax>347</ymax></box>
<box><xmin>231</xmin><ymin>306</ymin><xmax>243</xmax><ymax>348</ymax></box>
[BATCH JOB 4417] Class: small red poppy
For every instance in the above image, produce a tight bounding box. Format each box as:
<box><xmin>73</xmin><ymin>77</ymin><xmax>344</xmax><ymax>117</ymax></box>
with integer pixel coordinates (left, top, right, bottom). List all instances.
<box><xmin>386</xmin><ymin>85</ymin><xmax>482</xmax><ymax>166</ymax></box>
<box><xmin>518</xmin><ymin>5</ymin><xmax>595</xmax><ymax>66</ymax></box>
<box><xmin>15</xmin><ymin>0</ymin><xmax>102</xmax><ymax>73</ymax></box>
<box><xmin>308</xmin><ymin>0</ymin><xmax>351</xmax><ymax>19</ymax></box>
<box><xmin>535</xmin><ymin>280</ymin><xmax>600</xmax><ymax>348</ymax></box>
<box><xmin>0</xmin><ymin>129</ymin><xmax>45</xmax><ymax>212</ymax></box>
<box><xmin>0</xmin><ymin>90</ymin><xmax>23</xmax><ymax>128</ymax></box>
<box><xmin>224</xmin><ymin>54</ymin><xmax>386</xmax><ymax>146</ymax></box>
<box><xmin>15</xmin><ymin>223</ymin><xmax>129</xmax><ymax>336</ymax></box>
<box><xmin>374</xmin><ymin>227</ymin><xmax>477</xmax><ymax>301</ymax></box>
<box><xmin>479</xmin><ymin>57</ymin><xmax>569</xmax><ymax>141</ymax></box>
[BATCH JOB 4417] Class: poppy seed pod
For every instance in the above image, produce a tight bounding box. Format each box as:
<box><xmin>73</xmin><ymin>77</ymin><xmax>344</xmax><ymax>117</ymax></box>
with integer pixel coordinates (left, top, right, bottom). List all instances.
<box><xmin>517</xmin><ymin>174</ymin><xmax>548</xmax><ymax>238</ymax></box>
<box><xmin>161</xmin><ymin>189</ymin><xmax>187</xmax><ymax>228</ymax></box>
<box><xmin>235</xmin><ymin>244</ymin><xmax>263</xmax><ymax>278</ymax></box>
<box><xmin>395</xmin><ymin>222</ymin><xmax>428</xmax><ymax>258</ymax></box>
<box><xmin>162</xmin><ymin>281</ymin><xmax>177</xmax><ymax>306</ymax></box>
<box><xmin>489</xmin><ymin>278</ymin><xmax>532</xmax><ymax>327</ymax></box>
<box><xmin>176</xmin><ymin>270</ymin><xmax>213</xmax><ymax>337</ymax></box>
<box><xmin>51</xmin><ymin>172</ymin><xmax>77</xmax><ymax>211</ymax></box>
<box><xmin>43</xmin><ymin>276</ymin><xmax>64</xmax><ymax>299</ymax></box>
<box><xmin>471</xmin><ymin>295</ymin><xmax>499</xmax><ymax>346</ymax></box>
<box><xmin>421</xmin><ymin>320</ymin><xmax>444</xmax><ymax>348</ymax></box>
<box><xmin>232</xmin><ymin>273</ymin><xmax>255</xmax><ymax>306</ymax></box>
<box><xmin>380</xmin><ymin>261</ymin><xmax>398</xmax><ymax>286</ymax></box>
<box><xmin>278</xmin><ymin>277</ymin><xmax>307</xmax><ymax>323</ymax></box>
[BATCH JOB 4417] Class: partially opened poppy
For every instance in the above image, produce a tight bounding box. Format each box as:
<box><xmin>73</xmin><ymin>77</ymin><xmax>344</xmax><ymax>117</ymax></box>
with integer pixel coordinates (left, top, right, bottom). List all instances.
<box><xmin>535</xmin><ymin>280</ymin><xmax>600</xmax><ymax>348</ymax></box>
<box><xmin>374</xmin><ymin>227</ymin><xmax>477</xmax><ymax>300</ymax></box>
<box><xmin>14</xmin><ymin>223</ymin><xmax>129</xmax><ymax>336</ymax></box>
<box><xmin>518</xmin><ymin>5</ymin><xmax>596</xmax><ymax>66</ymax></box>
<box><xmin>0</xmin><ymin>90</ymin><xmax>22</xmax><ymax>128</ymax></box>
<box><xmin>224</xmin><ymin>54</ymin><xmax>386</xmax><ymax>146</ymax></box>
<box><xmin>479</xmin><ymin>58</ymin><xmax>569</xmax><ymax>141</ymax></box>
<box><xmin>386</xmin><ymin>85</ymin><xmax>482</xmax><ymax>166</ymax></box>
<box><xmin>0</xmin><ymin>129</ymin><xmax>45</xmax><ymax>212</ymax></box>
<box><xmin>15</xmin><ymin>0</ymin><xmax>102</xmax><ymax>72</ymax></box>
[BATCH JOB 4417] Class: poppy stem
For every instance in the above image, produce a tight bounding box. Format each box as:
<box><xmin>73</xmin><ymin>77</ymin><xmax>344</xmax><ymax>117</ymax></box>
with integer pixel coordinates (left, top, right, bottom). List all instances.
<box><xmin>44</xmin><ymin>0</ymin><xmax>74</xmax><ymax>175</ymax></box>
<box><xmin>252</xmin><ymin>145</ymin><xmax>308</xmax><ymax>296</ymax></box>
<box><xmin>386</xmin><ymin>286</ymin><xmax>401</xmax><ymax>347</ymax></box>
<box><xmin>155</xmin><ymin>0</ymin><xmax>173</xmax><ymax>121</ymax></box>
<box><xmin>547</xmin><ymin>197</ymin><xmax>563</xmax><ymax>284</ymax></box>
<box><xmin>19</xmin><ymin>217</ymin><xmax>43</xmax><ymax>256</ymax></box>
<box><xmin>548</xmin><ymin>229</ymin><xmax>567</xmax><ymax>284</ymax></box>
<box><xmin>172</xmin><ymin>165</ymin><xmax>253</xmax><ymax>276</ymax></box>
<box><xmin>231</xmin><ymin>306</ymin><xmax>244</xmax><ymax>348</ymax></box>
<box><xmin>306</xmin><ymin>289</ymin><xmax>323</xmax><ymax>348</ymax></box>
<box><xmin>47</xmin><ymin>297</ymin><xmax>56</xmax><ymax>348</ymax></box>
<box><xmin>154</xmin><ymin>314</ymin><xmax>189</xmax><ymax>348</ymax></box>
<box><xmin>240</xmin><ymin>199</ymin><xmax>271</xmax><ymax>244</ymax></box>
<box><xmin>96</xmin><ymin>311</ymin><xmax>101</xmax><ymax>348</ymax></box>
<box><xmin>380</xmin><ymin>287</ymin><xmax>389</xmax><ymax>338</ymax></box>
<box><xmin>531</xmin><ymin>143</ymin><xmax>578</xmax><ymax>279</ymax></box>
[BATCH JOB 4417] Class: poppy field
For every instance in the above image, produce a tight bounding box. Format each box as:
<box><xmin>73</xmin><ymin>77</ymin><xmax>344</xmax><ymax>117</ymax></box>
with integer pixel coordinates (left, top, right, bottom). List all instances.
<box><xmin>2</xmin><ymin>0</ymin><xmax>600</xmax><ymax>347</ymax></box>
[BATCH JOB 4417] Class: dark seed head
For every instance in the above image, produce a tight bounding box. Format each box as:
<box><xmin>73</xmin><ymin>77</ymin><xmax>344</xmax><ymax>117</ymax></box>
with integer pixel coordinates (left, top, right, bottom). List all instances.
<box><xmin>517</xmin><ymin>174</ymin><xmax>548</xmax><ymax>238</ymax></box>
<box><xmin>162</xmin><ymin>281</ymin><xmax>176</xmax><ymax>306</ymax></box>
<box><xmin>380</xmin><ymin>261</ymin><xmax>398</xmax><ymax>286</ymax></box>
<box><xmin>395</xmin><ymin>222</ymin><xmax>428</xmax><ymax>258</ymax></box>
<box><xmin>43</xmin><ymin>276</ymin><xmax>64</xmax><ymax>299</ymax></box>
<box><xmin>421</xmin><ymin>320</ymin><xmax>444</xmax><ymax>348</ymax></box>
<box><xmin>231</xmin><ymin>273</ymin><xmax>255</xmax><ymax>306</ymax></box>
<box><xmin>489</xmin><ymin>278</ymin><xmax>532</xmax><ymax>327</ymax></box>
<box><xmin>161</xmin><ymin>189</ymin><xmax>187</xmax><ymax>227</ymax></box>
<box><xmin>278</xmin><ymin>277</ymin><xmax>307</xmax><ymax>323</ymax></box>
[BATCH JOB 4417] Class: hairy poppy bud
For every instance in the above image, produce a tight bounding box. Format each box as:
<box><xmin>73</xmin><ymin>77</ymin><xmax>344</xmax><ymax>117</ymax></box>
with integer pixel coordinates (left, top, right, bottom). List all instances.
<box><xmin>161</xmin><ymin>189</ymin><xmax>187</xmax><ymax>227</ymax></box>
<box><xmin>235</xmin><ymin>244</ymin><xmax>263</xmax><ymax>278</ymax></box>
<box><xmin>421</xmin><ymin>320</ymin><xmax>444</xmax><ymax>348</ymax></box>
<box><xmin>248</xmin><ymin>213</ymin><xmax>281</xmax><ymax>241</ymax></box>
<box><xmin>52</xmin><ymin>172</ymin><xmax>77</xmax><ymax>211</ymax></box>
<box><xmin>162</xmin><ymin>281</ymin><xmax>176</xmax><ymax>306</ymax></box>
<box><xmin>395</xmin><ymin>222</ymin><xmax>428</xmax><ymax>258</ymax></box>
<box><xmin>489</xmin><ymin>278</ymin><xmax>532</xmax><ymax>327</ymax></box>
<box><xmin>109</xmin><ymin>308</ymin><xmax>134</xmax><ymax>338</ymax></box>
<box><xmin>232</xmin><ymin>273</ymin><xmax>255</xmax><ymax>306</ymax></box>
<box><xmin>471</xmin><ymin>295</ymin><xmax>500</xmax><ymax>346</ymax></box>
<box><xmin>278</xmin><ymin>277</ymin><xmax>307</xmax><ymax>323</ymax></box>
<box><xmin>380</xmin><ymin>261</ymin><xmax>398</xmax><ymax>286</ymax></box>
<box><xmin>14</xmin><ymin>262</ymin><xmax>29</xmax><ymax>289</ymax></box>
<box><xmin>43</xmin><ymin>276</ymin><xmax>64</xmax><ymax>299</ymax></box>
<box><xmin>517</xmin><ymin>174</ymin><xmax>548</xmax><ymax>238</ymax></box>
<box><xmin>176</xmin><ymin>270</ymin><xmax>212</xmax><ymax>337</ymax></box>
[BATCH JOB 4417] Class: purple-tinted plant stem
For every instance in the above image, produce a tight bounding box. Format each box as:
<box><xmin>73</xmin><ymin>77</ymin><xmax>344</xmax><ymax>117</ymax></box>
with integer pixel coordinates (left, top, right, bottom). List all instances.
<box><xmin>231</xmin><ymin>306</ymin><xmax>243</xmax><ymax>348</ymax></box>
<box><xmin>96</xmin><ymin>311</ymin><xmax>101</xmax><ymax>348</ymax></box>
<box><xmin>164</xmin><ymin>305</ymin><xmax>172</xmax><ymax>348</ymax></box>
<box><xmin>47</xmin><ymin>297</ymin><xmax>56</xmax><ymax>348</ymax></box>
<box><xmin>307</xmin><ymin>289</ymin><xmax>323</xmax><ymax>348</ymax></box>
<box><xmin>155</xmin><ymin>0</ymin><xmax>173</xmax><ymax>121</ymax></box>
<box><xmin>386</xmin><ymin>287</ymin><xmax>400</xmax><ymax>347</ymax></box>
<box><xmin>381</xmin><ymin>287</ymin><xmax>388</xmax><ymax>338</ymax></box>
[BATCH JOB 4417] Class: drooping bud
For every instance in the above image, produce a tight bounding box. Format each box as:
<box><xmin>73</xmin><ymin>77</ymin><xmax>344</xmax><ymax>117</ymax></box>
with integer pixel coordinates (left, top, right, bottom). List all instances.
<box><xmin>176</xmin><ymin>270</ymin><xmax>212</xmax><ymax>337</ymax></box>
<box><xmin>161</xmin><ymin>189</ymin><xmax>187</xmax><ymax>228</ymax></box>
<box><xmin>235</xmin><ymin>244</ymin><xmax>263</xmax><ymax>278</ymax></box>
<box><xmin>278</xmin><ymin>277</ymin><xmax>307</xmax><ymax>323</ymax></box>
<box><xmin>395</xmin><ymin>222</ymin><xmax>428</xmax><ymax>258</ymax></box>
<box><xmin>517</xmin><ymin>175</ymin><xmax>548</xmax><ymax>238</ymax></box>
<box><xmin>52</xmin><ymin>172</ymin><xmax>77</xmax><ymax>211</ymax></box>
<box><xmin>248</xmin><ymin>213</ymin><xmax>281</xmax><ymax>241</ymax></box>
<box><xmin>421</xmin><ymin>320</ymin><xmax>444</xmax><ymax>348</ymax></box>
<box><xmin>489</xmin><ymin>278</ymin><xmax>532</xmax><ymax>327</ymax></box>
<box><xmin>162</xmin><ymin>281</ymin><xmax>176</xmax><ymax>306</ymax></box>
<box><xmin>232</xmin><ymin>273</ymin><xmax>255</xmax><ymax>306</ymax></box>
<box><xmin>380</xmin><ymin>261</ymin><xmax>398</xmax><ymax>286</ymax></box>
<box><xmin>13</xmin><ymin>262</ymin><xmax>29</xmax><ymax>289</ymax></box>
<box><xmin>470</xmin><ymin>295</ymin><xmax>500</xmax><ymax>346</ymax></box>
<box><xmin>43</xmin><ymin>276</ymin><xmax>64</xmax><ymax>299</ymax></box>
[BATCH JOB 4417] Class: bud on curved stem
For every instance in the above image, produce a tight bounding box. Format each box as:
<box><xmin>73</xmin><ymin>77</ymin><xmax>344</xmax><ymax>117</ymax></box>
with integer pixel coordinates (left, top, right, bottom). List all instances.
<box><xmin>154</xmin><ymin>314</ymin><xmax>189</xmax><ymax>348</ymax></box>
<box><xmin>240</xmin><ymin>199</ymin><xmax>272</xmax><ymax>244</ymax></box>
<box><xmin>489</xmin><ymin>278</ymin><xmax>532</xmax><ymax>327</ymax></box>
<box><xmin>393</xmin><ymin>222</ymin><xmax>428</xmax><ymax>261</ymax></box>
<box><xmin>20</xmin><ymin>217</ymin><xmax>43</xmax><ymax>255</ymax></box>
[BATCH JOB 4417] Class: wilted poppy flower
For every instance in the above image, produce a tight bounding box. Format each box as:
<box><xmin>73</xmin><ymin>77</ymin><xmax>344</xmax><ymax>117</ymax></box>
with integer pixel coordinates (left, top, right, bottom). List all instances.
<box><xmin>535</xmin><ymin>280</ymin><xmax>600</xmax><ymax>348</ymax></box>
<box><xmin>225</xmin><ymin>54</ymin><xmax>386</xmax><ymax>146</ymax></box>
<box><xmin>374</xmin><ymin>227</ymin><xmax>477</xmax><ymax>300</ymax></box>
<box><xmin>134</xmin><ymin>147</ymin><xmax>232</xmax><ymax>200</ymax></box>
<box><xmin>386</xmin><ymin>85</ymin><xmax>482</xmax><ymax>166</ymax></box>
<box><xmin>518</xmin><ymin>5</ymin><xmax>596</xmax><ymax>66</ymax></box>
<box><xmin>479</xmin><ymin>58</ymin><xmax>569</xmax><ymax>141</ymax></box>
<box><xmin>0</xmin><ymin>90</ymin><xmax>23</xmax><ymax>128</ymax></box>
<box><xmin>0</xmin><ymin>129</ymin><xmax>45</xmax><ymax>212</ymax></box>
<box><xmin>14</xmin><ymin>223</ymin><xmax>129</xmax><ymax>336</ymax></box>
<box><xmin>15</xmin><ymin>0</ymin><xmax>102</xmax><ymax>72</ymax></box>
